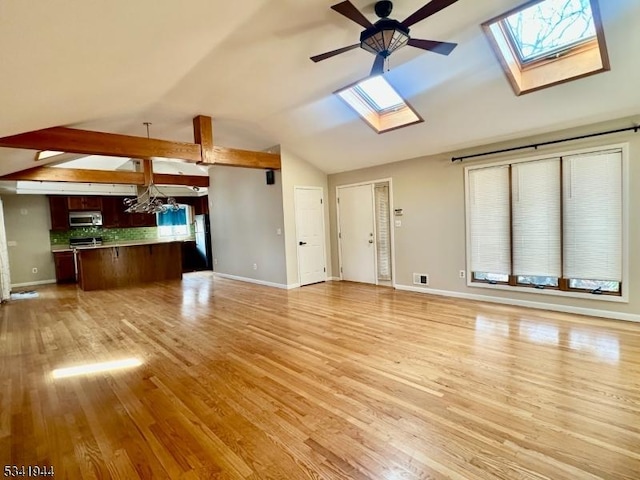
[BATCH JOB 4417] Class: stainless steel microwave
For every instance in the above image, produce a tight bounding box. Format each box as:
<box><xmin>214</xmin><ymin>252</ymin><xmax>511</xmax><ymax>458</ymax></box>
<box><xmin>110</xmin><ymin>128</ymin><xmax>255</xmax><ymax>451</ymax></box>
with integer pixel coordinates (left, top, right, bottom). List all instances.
<box><xmin>69</xmin><ymin>211</ymin><xmax>102</xmax><ymax>227</ymax></box>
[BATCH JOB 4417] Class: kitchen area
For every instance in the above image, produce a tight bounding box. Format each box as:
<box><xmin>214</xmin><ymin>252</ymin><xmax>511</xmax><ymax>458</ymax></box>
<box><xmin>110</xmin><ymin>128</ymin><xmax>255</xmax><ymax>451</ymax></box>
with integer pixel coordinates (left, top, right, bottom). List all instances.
<box><xmin>48</xmin><ymin>194</ymin><xmax>212</xmax><ymax>291</ymax></box>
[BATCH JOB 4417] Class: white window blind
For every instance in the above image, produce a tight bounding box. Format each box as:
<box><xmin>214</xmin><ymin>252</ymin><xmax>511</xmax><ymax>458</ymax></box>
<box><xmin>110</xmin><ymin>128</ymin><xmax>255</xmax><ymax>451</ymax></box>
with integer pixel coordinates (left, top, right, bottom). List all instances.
<box><xmin>512</xmin><ymin>158</ymin><xmax>561</xmax><ymax>277</ymax></box>
<box><xmin>563</xmin><ymin>151</ymin><xmax>622</xmax><ymax>281</ymax></box>
<box><xmin>469</xmin><ymin>166</ymin><xmax>511</xmax><ymax>274</ymax></box>
<box><xmin>374</xmin><ymin>184</ymin><xmax>391</xmax><ymax>281</ymax></box>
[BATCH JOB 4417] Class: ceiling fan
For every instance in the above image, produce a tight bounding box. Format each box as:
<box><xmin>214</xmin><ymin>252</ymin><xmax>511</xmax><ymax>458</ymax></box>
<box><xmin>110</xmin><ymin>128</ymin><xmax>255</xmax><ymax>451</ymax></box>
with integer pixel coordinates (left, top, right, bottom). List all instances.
<box><xmin>311</xmin><ymin>0</ymin><xmax>459</xmax><ymax>76</ymax></box>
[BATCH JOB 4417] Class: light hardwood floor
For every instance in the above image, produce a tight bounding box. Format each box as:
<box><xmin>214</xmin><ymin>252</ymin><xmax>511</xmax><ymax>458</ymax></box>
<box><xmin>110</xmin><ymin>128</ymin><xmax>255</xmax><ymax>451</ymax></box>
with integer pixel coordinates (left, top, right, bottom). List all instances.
<box><xmin>2</xmin><ymin>273</ymin><xmax>639</xmax><ymax>479</ymax></box>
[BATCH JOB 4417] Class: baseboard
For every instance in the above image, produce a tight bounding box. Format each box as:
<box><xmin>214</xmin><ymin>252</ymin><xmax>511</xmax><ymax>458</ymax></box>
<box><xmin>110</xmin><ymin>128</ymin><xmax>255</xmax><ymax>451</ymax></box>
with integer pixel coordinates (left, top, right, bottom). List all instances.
<box><xmin>11</xmin><ymin>279</ymin><xmax>56</xmax><ymax>289</ymax></box>
<box><xmin>214</xmin><ymin>273</ymin><xmax>292</xmax><ymax>290</ymax></box>
<box><xmin>394</xmin><ymin>284</ymin><xmax>640</xmax><ymax>323</ymax></box>
<box><xmin>328</xmin><ymin>277</ymin><xmax>341</xmax><ymax>281</ymax></box>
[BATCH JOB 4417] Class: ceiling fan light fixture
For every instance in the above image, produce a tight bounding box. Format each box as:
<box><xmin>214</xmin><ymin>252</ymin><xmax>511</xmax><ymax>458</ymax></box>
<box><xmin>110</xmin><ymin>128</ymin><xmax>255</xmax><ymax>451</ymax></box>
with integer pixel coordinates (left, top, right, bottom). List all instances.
<box><xmin>360</xmin><ymin>19</ymin><xmax>410</xmax><ymax>57</ymax></box>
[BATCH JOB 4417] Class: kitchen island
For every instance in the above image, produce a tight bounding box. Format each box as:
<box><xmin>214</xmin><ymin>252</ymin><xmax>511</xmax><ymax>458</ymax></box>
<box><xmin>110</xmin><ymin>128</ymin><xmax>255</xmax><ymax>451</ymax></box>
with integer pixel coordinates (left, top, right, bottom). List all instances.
<box><xmin>75</xmin><ymin>241</ymin><xmax>183</xmax><ymax>291</ymax></box>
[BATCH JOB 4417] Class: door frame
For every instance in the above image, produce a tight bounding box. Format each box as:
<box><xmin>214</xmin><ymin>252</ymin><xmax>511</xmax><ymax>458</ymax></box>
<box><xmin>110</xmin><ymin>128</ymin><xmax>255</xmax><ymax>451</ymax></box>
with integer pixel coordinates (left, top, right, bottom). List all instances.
<box><xmin>335</xmin><ymin>177</ymin><xmax>396</xmax><ymax>287</ymax></box>
<box><xmin>294</xmin><ymin>186</ymin><xmax>328</xmax><ymax>286</ymax></box>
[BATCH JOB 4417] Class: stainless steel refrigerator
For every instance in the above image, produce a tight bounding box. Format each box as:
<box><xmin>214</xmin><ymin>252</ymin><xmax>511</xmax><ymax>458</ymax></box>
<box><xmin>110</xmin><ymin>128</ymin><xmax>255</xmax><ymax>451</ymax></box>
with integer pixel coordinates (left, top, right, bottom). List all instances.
<box><xmin>194</xmin><ymin>214</ymin><xmax>212</xmax><ymax>270</ymax></box>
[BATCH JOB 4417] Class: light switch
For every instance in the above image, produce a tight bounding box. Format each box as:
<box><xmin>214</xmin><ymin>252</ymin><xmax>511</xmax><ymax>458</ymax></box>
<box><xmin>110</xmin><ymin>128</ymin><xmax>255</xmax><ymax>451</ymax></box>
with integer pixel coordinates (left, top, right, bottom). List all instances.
<box><xmin>7</xmin><ymin>241</ymin><xmax>17</xmax><ymax>247</ymax></box>
<box><xmin>20</xmin><ymin>209</ymin><xmax>28</xmax><ymax>215</ymax></box>
<box><xmin>276</xmin><ymin>228</ymin><xmax>282</xmax><ymax>235</ymax></box>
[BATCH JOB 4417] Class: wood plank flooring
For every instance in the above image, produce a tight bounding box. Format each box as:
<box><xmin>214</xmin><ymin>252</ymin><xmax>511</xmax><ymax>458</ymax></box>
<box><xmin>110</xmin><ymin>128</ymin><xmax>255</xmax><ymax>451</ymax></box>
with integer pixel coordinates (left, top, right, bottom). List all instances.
<box><xmin>1</xmin><ymin>273</ymin><xmax>639</xmax><ymax>479</ymax></box>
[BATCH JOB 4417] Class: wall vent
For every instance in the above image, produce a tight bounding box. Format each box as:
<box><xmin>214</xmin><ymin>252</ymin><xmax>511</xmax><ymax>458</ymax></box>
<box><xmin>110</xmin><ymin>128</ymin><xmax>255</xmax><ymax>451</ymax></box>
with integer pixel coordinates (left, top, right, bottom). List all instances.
<box><xmin>413</xmin><ymin>273</ymin><xmax>429</xmax><ymax>286</ymax></box>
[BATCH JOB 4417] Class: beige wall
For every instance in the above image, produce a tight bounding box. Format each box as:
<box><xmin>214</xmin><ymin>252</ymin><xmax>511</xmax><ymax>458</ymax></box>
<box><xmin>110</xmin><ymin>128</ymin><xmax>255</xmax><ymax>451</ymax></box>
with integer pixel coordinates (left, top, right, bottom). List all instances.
<box><xmin>328</xmin><ymin>117</ymin><xmax>640</xmax><ymax>321</ymax></box>
<box><xmin>280</xmin><ymin>147</ymin><xmax>332</xmax><ymax>285</ymax></box>
<box><xmin>2</xmin><ymin>194</ymin><xmax>56</xmax><ymax>286</ymax></box>
<box><xmin>210</xmin><ymin>166</ymin><xmax>287</xmax><ymax>286</ymax></box>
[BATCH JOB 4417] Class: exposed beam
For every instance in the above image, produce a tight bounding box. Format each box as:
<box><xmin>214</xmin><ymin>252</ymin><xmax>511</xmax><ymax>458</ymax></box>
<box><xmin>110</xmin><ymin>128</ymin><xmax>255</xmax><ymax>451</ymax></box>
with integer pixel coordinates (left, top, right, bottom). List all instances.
<box><xmin>0</xmin><ymin>127</ymin><xmax>203</xmax><ymax>163</ymax></box>
<box><xmin>142</xmin><ymin>159</ymin><xmax>153</xmax><ymax>186</ymax></box>
<box><xmin>211</xmin><ymin>146</ymin><xmax>281</xmax><ymax>170</ymax></box>
<box><xmin>0</xmin><ymin>119</ymin><xmax>281</xmax><ymax>170</ymax></box>
<box><xmin>0</xmin><ymin>167</ymin><xmax>210</xmax><ymax>187</ymax></box>
<box><xmin>193</xmin><ymin>115</ymin><xmax>214</xmax><ymax>165</ymax></box>
<box><xmin>154</xmin><ymin>173</ymin><xmax>209</xmax><ymax>188</ymax></box>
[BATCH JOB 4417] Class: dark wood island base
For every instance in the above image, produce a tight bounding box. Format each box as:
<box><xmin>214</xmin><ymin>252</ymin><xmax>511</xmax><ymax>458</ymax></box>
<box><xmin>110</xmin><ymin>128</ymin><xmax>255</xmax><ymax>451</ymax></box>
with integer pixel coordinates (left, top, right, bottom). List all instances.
<box><xmin>77</xmin><ymin>242</ymin><xmax>183</xmax><ymax>291</ymax></box>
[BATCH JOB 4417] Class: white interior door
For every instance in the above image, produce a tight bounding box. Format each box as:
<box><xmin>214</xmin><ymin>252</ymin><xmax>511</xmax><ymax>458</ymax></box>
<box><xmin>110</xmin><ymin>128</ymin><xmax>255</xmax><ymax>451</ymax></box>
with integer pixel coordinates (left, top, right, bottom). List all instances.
<box><xmin>338</xmin><ymin>184</ymin><xmax>376</xmax><ymax>284</ymax></box>
<box><xmin>295</xmin><ymin>187</ymin><xmax>326</xmax><ymax>286</ymax></box>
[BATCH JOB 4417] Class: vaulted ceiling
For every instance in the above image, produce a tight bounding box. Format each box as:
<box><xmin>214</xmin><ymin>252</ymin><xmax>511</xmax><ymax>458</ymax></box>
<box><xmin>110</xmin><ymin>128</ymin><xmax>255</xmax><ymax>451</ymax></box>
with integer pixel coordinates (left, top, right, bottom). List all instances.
<box><xmin>1</xmin><ymin>0</ymin><xmax>639</xmax><ymax>175</ymax></box>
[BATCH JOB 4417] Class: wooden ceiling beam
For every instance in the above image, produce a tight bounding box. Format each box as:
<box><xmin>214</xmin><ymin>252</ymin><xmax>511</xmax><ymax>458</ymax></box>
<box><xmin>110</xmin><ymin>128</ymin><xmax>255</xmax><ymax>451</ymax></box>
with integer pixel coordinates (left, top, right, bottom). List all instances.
<box><xmin>210</xmin><ymin>146</ymin><xmax>281</xmax><ymax>170</ymax></box>
<box><xmin>0</xmin><ymin>116</ymin><xmax>281</xmax><ymax>170</ymax></box>
<box><xmin>0</xmin><ymin>167</ymin><xmax>210</xmax><ymax>187</ymax></box>
<box><xmin>0</xmin><ymin>127</ymin><xmax>203</xmax><ymax>163</ymax></box>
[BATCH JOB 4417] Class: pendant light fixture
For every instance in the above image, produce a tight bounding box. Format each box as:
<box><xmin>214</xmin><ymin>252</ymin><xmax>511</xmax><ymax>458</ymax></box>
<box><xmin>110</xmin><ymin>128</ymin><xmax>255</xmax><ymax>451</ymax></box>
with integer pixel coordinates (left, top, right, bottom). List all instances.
<box><xmin>123</xmin><ymin>123</ymin><xmax>180</xmax><ymax>214</ymax></box>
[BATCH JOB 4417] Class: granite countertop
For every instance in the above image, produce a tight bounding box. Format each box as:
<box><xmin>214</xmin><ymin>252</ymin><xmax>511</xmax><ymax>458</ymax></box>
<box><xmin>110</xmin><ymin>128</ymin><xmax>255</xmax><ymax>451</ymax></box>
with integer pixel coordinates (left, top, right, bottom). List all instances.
<box><xmin>51</xmin><ymin>237</ymin><xmax>195</xmax><ymax>253</ymax></box>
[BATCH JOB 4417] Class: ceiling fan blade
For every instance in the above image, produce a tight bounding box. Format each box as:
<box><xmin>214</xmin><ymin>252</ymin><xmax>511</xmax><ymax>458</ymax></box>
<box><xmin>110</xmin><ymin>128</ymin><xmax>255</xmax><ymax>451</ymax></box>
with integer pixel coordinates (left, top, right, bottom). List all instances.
<box><xmin>370</xmin><ymin>55</ymin><xmax>385</xmax><ymax>76</ymax></box>
<box><xmin>407</xmin><ymin>38</ymin><xmax>457</xmax><ymax>55</ymax></box>
<box><xmin>331</xmin><ymin>1</ymin><xmax>374</xmax><ymax>29</ymax></box>
<box><xmin>310</xmin><ymin>43</ymin><xmax>360</xmax><ymax>62</ymax></box>
<box><xmin>401</xmin><ymin>0</ymin><xmax>459</xmax><ymax>28</ymax></box>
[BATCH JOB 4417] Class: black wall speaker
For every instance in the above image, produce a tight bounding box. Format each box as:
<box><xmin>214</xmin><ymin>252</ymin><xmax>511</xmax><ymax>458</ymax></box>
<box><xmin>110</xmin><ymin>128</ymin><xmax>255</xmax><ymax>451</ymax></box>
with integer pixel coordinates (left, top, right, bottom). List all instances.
<box><xmin>266</xmin><ymin>170</ymin><xmax>275</xmax><ymax>185</ymax></box>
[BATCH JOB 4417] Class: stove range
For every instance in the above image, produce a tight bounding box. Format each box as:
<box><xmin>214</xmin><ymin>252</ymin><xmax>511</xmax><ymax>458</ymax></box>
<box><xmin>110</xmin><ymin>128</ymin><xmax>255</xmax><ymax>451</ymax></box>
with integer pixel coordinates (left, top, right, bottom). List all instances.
<box><xmin>69</xmin><ymin>236</ymin><xmax>103</xmax><ymax>248</ymax></box>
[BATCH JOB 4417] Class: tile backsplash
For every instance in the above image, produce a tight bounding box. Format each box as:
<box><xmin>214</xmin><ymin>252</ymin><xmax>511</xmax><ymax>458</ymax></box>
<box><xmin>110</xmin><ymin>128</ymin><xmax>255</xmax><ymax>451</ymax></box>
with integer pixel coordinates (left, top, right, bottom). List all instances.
<box><xmin>51</xmin><ymin>226</ymin><xmax>159</xmax><ymax>245</ymax></box>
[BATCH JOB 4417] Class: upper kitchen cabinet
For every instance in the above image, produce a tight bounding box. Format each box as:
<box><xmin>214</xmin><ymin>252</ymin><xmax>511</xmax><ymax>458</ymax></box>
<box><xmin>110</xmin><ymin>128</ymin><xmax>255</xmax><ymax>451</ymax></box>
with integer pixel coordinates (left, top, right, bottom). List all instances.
<box><xmin>67</xmin><ymin>196</ymin><xmax>102</xmax><ymax>211</ymax></box>
<box><xmin>102</xmin><ymin>196</ymin><xmax>130</xmax><ymax>228</ymax></box>
<box><xmin>49</xmin><ymin>196</ymin><xmax>69</xmax><ymax>231</ymax></box>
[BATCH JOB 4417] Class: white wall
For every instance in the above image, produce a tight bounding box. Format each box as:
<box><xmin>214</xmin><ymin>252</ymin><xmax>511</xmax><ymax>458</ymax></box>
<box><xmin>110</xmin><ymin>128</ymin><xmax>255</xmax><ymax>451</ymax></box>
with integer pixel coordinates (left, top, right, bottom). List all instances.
<box><xmin>280</xmin><ymin>147</ymin><xmax>332</xmax><ymax>286</ymax></box>
<box><xmin>2</xmin><ymin>194</ymin><xmax>56</xmax><ymax>286</ymax></box>
<box><xmin>328</xmin><ymin>117</ymin><xmax>640</xmax><ymax>322</ymax></box>
<box><xmin>210</xmin><ymin>166</ymin><xmax>287</xmax><ymax>287</ymax></box>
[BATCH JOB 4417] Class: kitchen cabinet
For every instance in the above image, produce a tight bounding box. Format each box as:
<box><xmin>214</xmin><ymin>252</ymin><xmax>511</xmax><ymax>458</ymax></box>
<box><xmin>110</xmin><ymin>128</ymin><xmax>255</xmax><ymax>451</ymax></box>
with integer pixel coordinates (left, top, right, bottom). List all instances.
<box><xmin>67</xmin><ymin>196</ymin><xmax>102</xmax><ymax>211</ymax></box>
<box><xmin>53</xmin><ymin>251</ymin><xmax>76</xmax><ymax>283</ymax></box>
<box><xmin>102</xmin><ymin>196</ymin><xmax>130</xmax><ymax>228</ymax></box>
<box><xmin>48</xmin><ymin>196</ymin><xmax>69</xmax><ymax>231</ymax></box>
<box><xmin>194</xmin><ymin>195</ymin><xmax>209</xmax><ymax>215</ymax></box>
<box><xmin>77</xmin><ymin>242</ymin><xmax>182</xmax><ymax>291</ymax></box>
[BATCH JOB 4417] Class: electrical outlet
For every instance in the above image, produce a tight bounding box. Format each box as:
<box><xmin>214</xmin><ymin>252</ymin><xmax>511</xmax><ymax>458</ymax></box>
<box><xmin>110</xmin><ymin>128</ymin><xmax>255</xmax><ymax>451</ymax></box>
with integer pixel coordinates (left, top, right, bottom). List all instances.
<box><xmin>214</xmin><ymin>258</ymin><xmax>218</xmax><ymax>265</ymax></box>
<box><xmin>459</xmin><ymin>270</ymin><xmax>466</xmax><ymax>279</ymax></box>
<box><xmin>253</xmin><ymin>263</ymin><xmax>258</xmax><ymax>270</ymax></box>
<box><xmin>413</xmin><ymin>273</ymin><xmax>429</xmax><ymax>285</ymax></box>
<box><xmin>32</xmin><ymin>267</ymin><xmax>38</xmax><ymax>274</ymax></box>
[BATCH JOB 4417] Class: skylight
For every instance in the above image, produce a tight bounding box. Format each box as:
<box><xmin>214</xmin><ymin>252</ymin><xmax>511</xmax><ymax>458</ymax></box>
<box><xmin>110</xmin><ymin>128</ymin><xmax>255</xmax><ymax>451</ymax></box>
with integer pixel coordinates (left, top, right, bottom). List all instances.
<box><xmin>336</xmin><ymin>76</ymin><xmax>423</xmax><ymax>134</ymax></box>
<box><xmin>481</xmin><ymin>0</ymin><xmax>609</xmax><ymax>95</ymax></box>
<box><xmin>353</xmin><ymin>76</ymin><xmax>405</xmax><ymax>113</ymax></box>
<box><xmin>504</xmin><ymin>0</ymin><xmax>596</xmax><ymax>63</ymax></box>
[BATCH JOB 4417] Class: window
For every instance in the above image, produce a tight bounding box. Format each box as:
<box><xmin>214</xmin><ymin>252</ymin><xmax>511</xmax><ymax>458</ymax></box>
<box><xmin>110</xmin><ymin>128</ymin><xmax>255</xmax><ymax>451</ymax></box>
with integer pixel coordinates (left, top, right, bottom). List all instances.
<box><xmin>335</xmin><ymin>75</ymin><xmax>423</xmax><ymax>133</ymax></box>
<box><xmin>465</xmin><ymin>147</ymin><xmax>625</xmax><ymax>298</ymax></box>
<box><xmin>482</xmin><ymin>0</ymin><xmax>609</xmax><ymax>95</ymax></box>
<box><xmin>157</xmin><ymin>205</ymin><xmax>190</xmax><ymax>237</ymax></box>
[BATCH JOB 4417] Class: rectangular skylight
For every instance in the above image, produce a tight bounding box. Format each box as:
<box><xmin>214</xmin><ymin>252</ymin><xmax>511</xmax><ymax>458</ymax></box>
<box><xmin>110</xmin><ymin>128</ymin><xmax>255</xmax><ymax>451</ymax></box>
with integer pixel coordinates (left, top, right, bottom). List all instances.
<box><xmin>352</xmin><ymin>76</ymin><xmax>405</xmax><ymax>113</ymax></box>
<box><xmin>481</xmin><ymin>0</ymin><xmax>608</xmax><ymax>95</ymax></box>
<box><xmin>335</xmin><ymin>75</ymin><xmax>423</xmax><ymax>134</ymax></box>
<box><xmin>503</xmin><ymin>0</ymin><xmax>596</xmax><ymax>63</ymax></box>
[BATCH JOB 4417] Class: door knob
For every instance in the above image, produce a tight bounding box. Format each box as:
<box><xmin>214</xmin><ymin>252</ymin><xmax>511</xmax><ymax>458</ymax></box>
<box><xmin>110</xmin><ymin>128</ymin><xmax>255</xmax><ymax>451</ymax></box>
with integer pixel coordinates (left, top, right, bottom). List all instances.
<box><xmin>368</xmin><ymin>239</ymin><xmax>374</xmax><ymax>244</ymax></box>
<box><xmin>299</xmin><ymin>241</ymin><xmax>307</xmax><ymax>246</ymax></box>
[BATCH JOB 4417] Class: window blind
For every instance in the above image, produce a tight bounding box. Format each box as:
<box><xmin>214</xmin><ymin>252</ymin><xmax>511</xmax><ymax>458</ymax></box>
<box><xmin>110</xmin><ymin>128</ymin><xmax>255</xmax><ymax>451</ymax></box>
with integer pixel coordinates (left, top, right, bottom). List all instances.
<box><xmin>563</xmin><ymin>151</ymin><xmax>622</xmax><ymax>281</ymax></box>
<box><xmin>374</xmin><ymin>184</ymin><xmax>391</xmax><ymax>281</ymax></box>
<box><xmin>469</xmin><ymin>166</ymin><xmax>511</xmax><ymax>274</ymax></box>
<box><xmin>512</xmin><ymin>158</ymin><xmax>561</xmax><ymax>277</ymax></box>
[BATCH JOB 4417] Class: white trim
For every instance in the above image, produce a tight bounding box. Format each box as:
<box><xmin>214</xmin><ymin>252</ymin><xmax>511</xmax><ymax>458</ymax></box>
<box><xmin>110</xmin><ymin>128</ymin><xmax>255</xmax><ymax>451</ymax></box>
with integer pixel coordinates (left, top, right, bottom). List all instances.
<box><xmin>214</xmin><ymin>273</ymin><xmax>293</xmax><ymax>290</ymax></box>
<box><xmin>11</xmin><ymin>279</ymin><xmax>57</xmax><ymax>288</ymax></box>
<box><xmin>328</xmin><ymin>276</ymin><xmax>342</xmax><ymax>281</ymax></box>
<box><xmin>336</xmin><ymin>177</ymin><xmax>395</xmax><ymax>287</ymax></box>
<box><xmin>293</xmin><ymin>186</ymin><xmax>328</xmax><ymax>287</ymax></box>
<box><xmin>464</xmin><ymin>143</ymin><xmax>629</xmax><ymax>302</ymax></box>
<box><xmin>395</xmin><ymin>284</ymin><xmax>640</xmax><ymax>323</ymax></box>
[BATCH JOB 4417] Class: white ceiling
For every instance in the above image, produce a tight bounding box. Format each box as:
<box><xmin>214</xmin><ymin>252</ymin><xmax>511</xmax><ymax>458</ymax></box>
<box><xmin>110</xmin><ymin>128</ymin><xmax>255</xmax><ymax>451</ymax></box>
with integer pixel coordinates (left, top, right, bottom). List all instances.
<box><xmin>1</xmin><ymin>0</ymin><xmax>639</xmax><ymax>175</ymax></box>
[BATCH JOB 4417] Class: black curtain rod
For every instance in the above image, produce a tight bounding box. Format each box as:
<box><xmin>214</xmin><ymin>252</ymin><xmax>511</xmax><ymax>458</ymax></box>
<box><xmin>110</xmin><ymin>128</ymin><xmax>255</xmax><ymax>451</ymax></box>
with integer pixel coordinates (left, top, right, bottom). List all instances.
<box><xmin>451</xmin><ymin>125</ymin><xmax>639</xmax><ymax>163</ymax></box>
